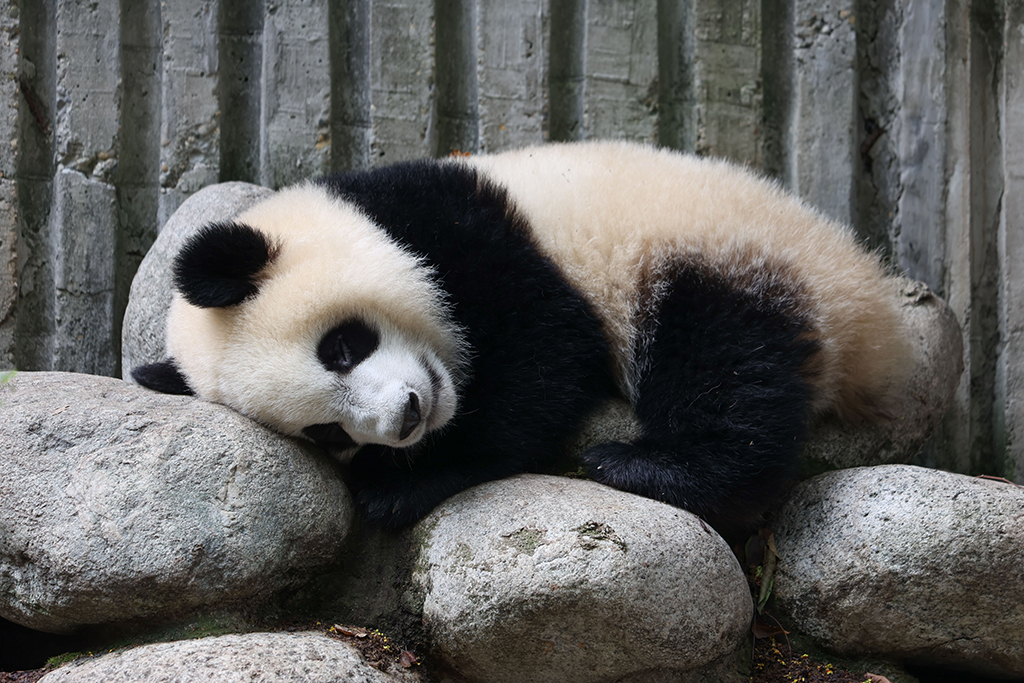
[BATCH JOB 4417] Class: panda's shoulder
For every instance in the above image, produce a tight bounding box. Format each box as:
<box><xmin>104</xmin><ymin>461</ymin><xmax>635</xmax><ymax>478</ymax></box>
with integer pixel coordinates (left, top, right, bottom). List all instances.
<box><xmin>316</xmin><ymin>159</ymin><xmax>530</xmax><ymax>251</ymax></box>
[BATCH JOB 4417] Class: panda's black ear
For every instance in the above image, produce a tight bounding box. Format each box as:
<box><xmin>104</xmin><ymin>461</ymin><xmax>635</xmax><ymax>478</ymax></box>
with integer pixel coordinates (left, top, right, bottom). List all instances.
<box><xmin>173</xmin><ymin>221</ymin><xmax>279</xmax><ymax>308</ymax></box>
<box><xmin>131</xmin><ymin>358</ymin><xmax>195</xmax><ymax>395</ymax></box>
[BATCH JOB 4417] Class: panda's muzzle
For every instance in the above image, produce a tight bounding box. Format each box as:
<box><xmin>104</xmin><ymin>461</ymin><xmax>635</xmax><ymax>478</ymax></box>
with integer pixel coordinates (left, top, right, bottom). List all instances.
<box><xmin>399</xmin><ymin>392</ymin><xmax>421</xmax><ymax>441</ymax></box>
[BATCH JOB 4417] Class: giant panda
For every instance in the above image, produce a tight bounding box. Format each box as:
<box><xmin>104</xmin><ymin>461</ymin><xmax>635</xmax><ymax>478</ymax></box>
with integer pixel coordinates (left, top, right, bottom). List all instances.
<box><xmin>133</xmin><ymin>140</ymin><xmax>907</xmax><ymax>534</ymax></box>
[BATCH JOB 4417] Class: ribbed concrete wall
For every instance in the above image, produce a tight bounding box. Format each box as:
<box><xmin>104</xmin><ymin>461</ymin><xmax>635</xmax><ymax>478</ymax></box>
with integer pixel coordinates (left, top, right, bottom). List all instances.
<box><xmin>0</xmin><ymin>0</ymin><xmax>1021</xmax><ymax>481</ymax></box>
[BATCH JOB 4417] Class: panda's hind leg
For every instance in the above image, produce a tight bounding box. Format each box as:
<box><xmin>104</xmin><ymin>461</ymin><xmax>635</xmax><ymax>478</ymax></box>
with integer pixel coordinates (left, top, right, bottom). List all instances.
<box><xmin>581</xmin><ymin>261</ymin><xmax>818</xmax><ymax>535</ymax></box>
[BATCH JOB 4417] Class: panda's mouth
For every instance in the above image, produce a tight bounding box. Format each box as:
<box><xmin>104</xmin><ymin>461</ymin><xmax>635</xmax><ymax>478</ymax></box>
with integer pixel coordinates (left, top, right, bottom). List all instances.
<box><xmin>302</xmin><ymin>423</ymin><xmax>358</xmax><ymax>450</ymax></box>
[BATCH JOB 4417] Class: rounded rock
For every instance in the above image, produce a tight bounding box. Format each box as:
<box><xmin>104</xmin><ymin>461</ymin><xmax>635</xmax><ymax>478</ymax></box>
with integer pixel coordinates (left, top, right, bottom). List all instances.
<box><xmin>0</xmin><ymin>372</ymin><xmax>353</xmax><ymax>633</ymax></box>
<box><xmin>38</xmin><ymin>631</ymin><xmax>421</xmax><ymax>683</ymax></box>
<box><xmin>414</xmin><ymin>474</ymin><xmax>751</xmax><ymax>683</ymax></box>
<box><xmin>772</xmin><ymin>464</ymin><xmax>1024</xmax><ymax>679</ymax></box>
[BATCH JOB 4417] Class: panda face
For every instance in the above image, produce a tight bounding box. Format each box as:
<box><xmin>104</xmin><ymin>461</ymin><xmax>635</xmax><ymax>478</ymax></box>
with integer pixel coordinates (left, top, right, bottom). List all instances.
<box><xmin>135</xmin><ymin>183</ymin><xmax>465</xmax><ymax>455</ymax></box>
<box><xmin>300</xmin><ymin>317</ymin><xmax>457</xmax><ymax>451</ymax></box>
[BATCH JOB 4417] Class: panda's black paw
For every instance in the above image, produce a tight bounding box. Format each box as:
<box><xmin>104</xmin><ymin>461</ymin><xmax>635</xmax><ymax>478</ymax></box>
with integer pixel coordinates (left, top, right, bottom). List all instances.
<box><xmin>580</xmin><ymin>440</ymin><xmax>694</xmax><ymax>511</ymax></box>
<box><xmin>353</xmin><ymin>481</ymin><xmax>438</xmax><ymax>530</ymax></box>
<box><xmin>580</xmin><ymin>441</ymin><xmax>645</xmax><ymax>490</ymax></box>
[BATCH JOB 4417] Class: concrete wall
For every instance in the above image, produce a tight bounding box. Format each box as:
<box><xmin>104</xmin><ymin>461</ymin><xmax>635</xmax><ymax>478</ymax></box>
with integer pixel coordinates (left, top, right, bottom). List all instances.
<box><xmin>1</xmin><ymin>0</ymin><xmax>1021</xmax><ymax>481</ymax></box>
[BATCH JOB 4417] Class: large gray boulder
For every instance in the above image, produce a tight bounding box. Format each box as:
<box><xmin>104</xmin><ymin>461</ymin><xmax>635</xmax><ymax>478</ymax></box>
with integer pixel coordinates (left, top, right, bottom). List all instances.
<box><xmin>122</xmin><ymin>181</ymin><xmax>274</xmax><ymax>376</ymax></box>
<box><xmin>38</xmin><ymin>631</ymin><xmax>422</xmax><ymax>683</ymax></box>
<box><xmin>772</xmin><ymin>465</ymin><xmax>1024</xmax><ymax>679</ymax></box>
<box><xmin>0</xmin><ymin>372</ymin><xmax>354</xmax><ymax>633</ymax></box>
<box><xmin>412</xmin><ymin>474</ymin><xmax>751</xmax><ymax>683</ymax></box>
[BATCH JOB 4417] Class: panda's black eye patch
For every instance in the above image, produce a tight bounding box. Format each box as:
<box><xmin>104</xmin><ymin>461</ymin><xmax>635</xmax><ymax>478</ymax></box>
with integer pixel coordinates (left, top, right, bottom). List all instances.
<box><xmin>318</xmin><ymin>320</ymin><xmax>379</xmax><ymax>373</ymax></box>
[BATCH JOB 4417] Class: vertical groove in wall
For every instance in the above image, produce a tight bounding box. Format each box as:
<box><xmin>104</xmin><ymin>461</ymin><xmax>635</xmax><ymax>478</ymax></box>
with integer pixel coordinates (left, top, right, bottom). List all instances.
<box><xmin>893</xmin><ymin>0</ymin><xmax>949</xmax><ymax>291</ymax></box>
<box><xmin>853</xmin><ymin>0</ymin><xmax>900</xmax><ymax>259</ymax></box>
<box><xmin>655</xmin><ymin>0</ymin><xmax>695</xmax><ymax>151</ymax></box>
<box><xmin>966</xmin><ymin>1</ymin><xmax>1004</xmax><ymax>476</ymax></box>
<box><xmin>761</xmin><ymin>0</ymin><xmax>793</xmax><ymax>180</ymax></box>
<box><xmin>434</xmin><ymin>0</ymin><xmax>480</xmax><ymax>155</ymax></box>
<box><xmin>116</xmin><ymin>0</ymin><xmax>162</xmax><ymax>377</ymax></box>
<box><xmin>329</xmin><ymin>0</ymin><xmax>372</xmax><ymax>171</ymax></box>
<box><xmin>999</xmin><ymin>0</ymin><xmax>1024</xmax><ymax>481</ymax></box>
<box><xmin>0</xmin><ymin>1</ymin><xmax>21</xmax><ymax>366</ymax></box>
<box><xmin>548</xmin><ymin>0</ymin><xmax>587</xmax><ymax>141</ymax></box>
<box><xmin>14</xmin><ymin>0</ymin><xmax>57</xmax><ymax>370</ymax></box>
<box><xmin>219</xmin><ymin>0</ymin><xmax>263</xmax><ymax>182</ymax></box>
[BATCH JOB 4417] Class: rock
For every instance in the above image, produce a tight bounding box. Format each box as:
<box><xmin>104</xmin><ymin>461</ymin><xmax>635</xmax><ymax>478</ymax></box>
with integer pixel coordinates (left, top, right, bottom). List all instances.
<box><xmin>800</xmin><ymin>280</ymin><xmax>965</xmax><ymax>474</ymax></box>
<box><xmin>412</xmin><ymin>474</ymin><xmax>751</xmax><ymax>683</ymax></box>
<box><xmin>772</xmin><ymin>465</ymin><xmax>1024</xmax><ymax>679</ymax></box>
<box><xmin>0</xmin><ymin>372</ymin><xmax>353</xmax><ymax>633</ymax></box>
<box><xmin>37</xmin><ymin>631</ymin><xmax>422</xmax><ymax>683</ymax></box>
<box><xmin>122</xmin><ymin>181</ymin><xmax>274</xmax><ymax>377</ymax></box>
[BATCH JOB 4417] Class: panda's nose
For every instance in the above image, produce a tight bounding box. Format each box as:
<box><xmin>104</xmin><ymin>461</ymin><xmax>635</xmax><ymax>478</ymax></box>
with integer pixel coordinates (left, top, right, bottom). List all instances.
<box><xmin>399</xmin><ymin>392</ymin><xmax>421</xmax><ymax>441</ymax></box>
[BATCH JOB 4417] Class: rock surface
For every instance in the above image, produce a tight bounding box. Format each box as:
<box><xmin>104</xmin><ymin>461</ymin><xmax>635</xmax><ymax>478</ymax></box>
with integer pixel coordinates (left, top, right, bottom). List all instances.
<box><xmin>413</xmin><ymin>474</ymin><xmax>751</xmax><ymax>683</ymax></box>
<box><xmin>37</xmin><ymin>631</ymin><xmax>421</xmax><ymax>683</ymax></box>
<box><xmin>0</xmin><ymin>372</ymin><xmax>353</xmax><ymax>633</ymax></box>
<box><xmin>772</xmin><ymin>465</ymin><xmax>1024</xmax><ymax>679</ymax></box>
<box><xmin>121</xmin><ymin>181</ymin><xmax>274</xmax><ymax>376</ymax></box>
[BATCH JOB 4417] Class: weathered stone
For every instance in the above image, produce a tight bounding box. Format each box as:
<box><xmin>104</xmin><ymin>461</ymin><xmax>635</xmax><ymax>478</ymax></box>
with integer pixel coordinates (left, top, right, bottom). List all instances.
<box><xmin>998</xmin><ymin>0</ymin><xmax>1024</xmax><ymax>492</ymax></box>
<box><xmin>0</xmin><ymin>179</ymin><xmax>16</xmax><ymax>367</ymax></box>
<box><xmin>38</xmin><ymin>631</ymin><xmax>422</xmax><ymax>683</ymax></box>
<box><xmin>50</xmin><ymin>168</ymin><xmax>117</xmax><ymax>376</ymax></box>
<box><xmin>772</xmin><ymin>465</ymin><xmax>1024</xmax><ymax>679</ymax></box>
<box><xmin>585</xmin><ymin>0</ymin><xmax>658</xmax><ymax>144</ymax></box>
<box><xmin>158</xmin><ymin>1</ymin><xmax>220</xmax><ymax>226</ymax></box>
<box><xmin>261</xmin><ymin>1</ymin><xmax>331</xmax><ymax>188</ymax></box>
<box><xmin>369</xmin><ymin>1</ymin><xmax>433</xmax><ymax>161</ymax></box>
<box><xmin>121</xmin><ymin>181</ymin><xmax>274</xmax><ymax>377</ymax></box>
<box><xmin>413</xmin><ymin>474</ymin><xmax>751</xmax><ymax>683</ymax></box>
<box><xmin>0</xmin><ymin>3</ymin><xmax>18</xmax><ymax>367</ymax></box>
<box><xmin>478</xmin><ymin>1</ymin><xmax>546</xmax><ymax>151</ymax></box>
<box><xmin>790</xmin><ymin>0</ymin><xmax>858</xmax><ymax>226</ymax></box>
<box><xmin>0</xmin><ymin>372</ymin><xmax>353</xmax><ymax>633</ymax></box>
<box><xmin>46</xmin><ymin>2</ymin><xmax>121</xmax><ymax>377</ymax></box>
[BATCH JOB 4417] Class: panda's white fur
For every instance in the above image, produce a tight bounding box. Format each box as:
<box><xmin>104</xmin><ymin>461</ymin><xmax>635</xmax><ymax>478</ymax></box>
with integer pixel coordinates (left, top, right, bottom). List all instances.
<box><xmin>136</xmin><ymin>140</ymin><xmax>908</xmax><ymax>531</ymax></box>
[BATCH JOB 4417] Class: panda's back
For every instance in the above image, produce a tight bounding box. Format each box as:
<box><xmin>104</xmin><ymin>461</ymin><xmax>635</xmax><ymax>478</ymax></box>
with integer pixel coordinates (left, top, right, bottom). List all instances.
<box><xmin>465</xmin><ymin>141</ymin><xmax>907</xmax><ymax>419</ymax></box>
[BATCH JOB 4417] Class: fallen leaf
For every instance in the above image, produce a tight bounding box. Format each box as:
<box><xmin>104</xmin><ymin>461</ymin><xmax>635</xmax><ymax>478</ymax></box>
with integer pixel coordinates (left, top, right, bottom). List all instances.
<box><xmin>752</xmin><ymin>615</ymin><xmax>788</xmax><ymax>639</ymax></box>
<box><xmin>333</xmin><ymin>624</ymin><xmax>369</xmax><ymax>638</ymax></box>
<box><xmin>745</xmin><ymin>533</ymin><xmax>766</xmax><ymax>567</ymax></box>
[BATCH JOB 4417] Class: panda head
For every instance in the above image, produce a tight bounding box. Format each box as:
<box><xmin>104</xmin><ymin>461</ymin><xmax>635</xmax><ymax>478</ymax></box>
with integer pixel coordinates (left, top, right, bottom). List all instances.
<box><xmin>133</xmin><ymin>184</ymin><xmax>464</xmax><ymax>454</ymax></box>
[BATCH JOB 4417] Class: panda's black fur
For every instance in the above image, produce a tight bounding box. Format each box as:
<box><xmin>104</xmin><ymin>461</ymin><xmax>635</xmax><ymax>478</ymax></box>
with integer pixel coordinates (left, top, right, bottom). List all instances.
<box><xmin>133</xmin><ymin>141</ymin><xmax>904</xmax><ymax>534</ymax></box>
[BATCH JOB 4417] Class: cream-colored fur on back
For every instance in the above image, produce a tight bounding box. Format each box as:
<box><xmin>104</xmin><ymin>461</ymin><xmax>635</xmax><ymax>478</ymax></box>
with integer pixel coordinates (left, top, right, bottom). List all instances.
<box><xmin>167</xmin><ymin>183</ymin><xmax>464</xmax><ymax>438</ymax></box>
<box><xmin>465</xmin><ymin>141</ymin><xmax>907</xmax><ymax>420</ymax></box>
